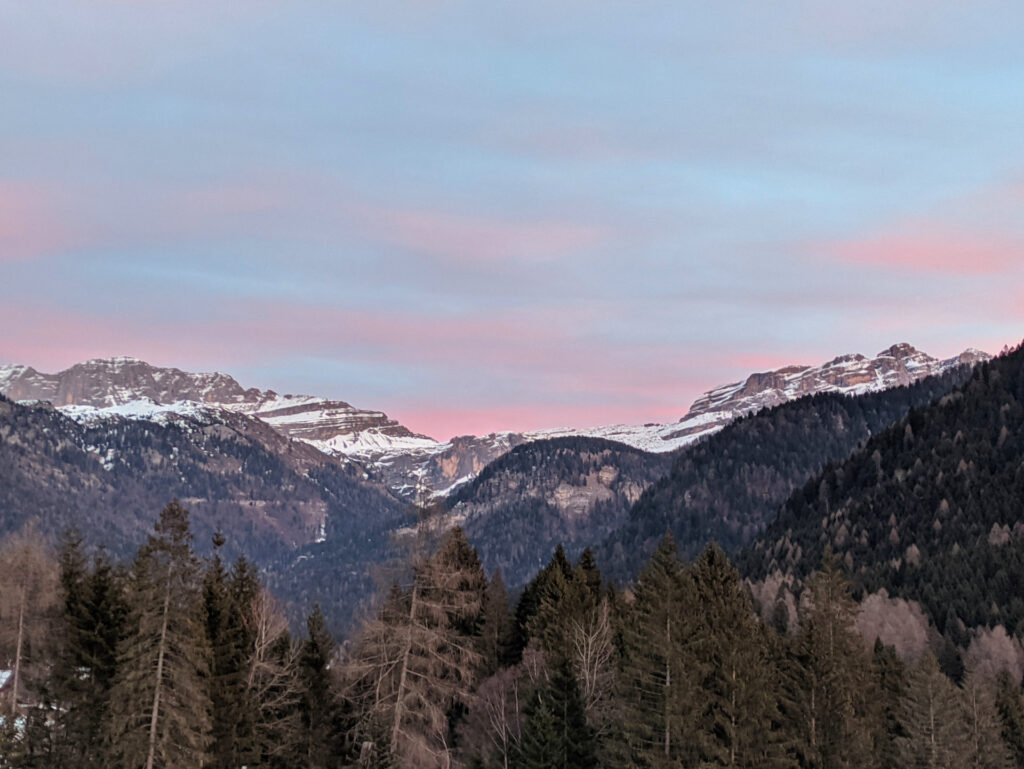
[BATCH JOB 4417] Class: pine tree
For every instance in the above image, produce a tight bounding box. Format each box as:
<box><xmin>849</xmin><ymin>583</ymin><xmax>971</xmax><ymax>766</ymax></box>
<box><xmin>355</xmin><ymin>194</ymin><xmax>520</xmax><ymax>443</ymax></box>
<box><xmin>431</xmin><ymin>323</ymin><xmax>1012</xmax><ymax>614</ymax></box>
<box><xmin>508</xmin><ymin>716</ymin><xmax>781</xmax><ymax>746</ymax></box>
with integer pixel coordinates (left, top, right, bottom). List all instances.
<box><xmin>104</xmin><ymin>501</ymin><xmax>212</xmax><ymax>769</ymax></box>
<box><xmin>617</xmin><ymin>533</ymin><xmax>700</xmax><ymax>768</ymax></box>
<box><xmin>50</xmin><ymin>536</ymin><xmax>126</xmax><ymax>769</ymax></box>
<box><xmin>204</xmin><ymin>537</ymin><xmax>259</xmax><ymax>769</ymax></box>
<box><xmin>479</xmin><ymin>571</ymin><xmax>517</xmax><ymax>677</ymax></box>
<box><xmin>298</xmin><ymin>605</ymin><xmax>340</xmax><ymax>768</ymax></box>
<box><xmin>897</xmin><ymin>651</ymin><xmax>968</xmax><ymax>769</ymax></box>
<box><xmin>960</xmin><ymin>666</ymin><xmax>1013</xmax><ymax>769</ymax></box>
<box><xmin>690</xmin><ymin>542</ymin><xmax>787</xmax><ymax>768</ymax></box>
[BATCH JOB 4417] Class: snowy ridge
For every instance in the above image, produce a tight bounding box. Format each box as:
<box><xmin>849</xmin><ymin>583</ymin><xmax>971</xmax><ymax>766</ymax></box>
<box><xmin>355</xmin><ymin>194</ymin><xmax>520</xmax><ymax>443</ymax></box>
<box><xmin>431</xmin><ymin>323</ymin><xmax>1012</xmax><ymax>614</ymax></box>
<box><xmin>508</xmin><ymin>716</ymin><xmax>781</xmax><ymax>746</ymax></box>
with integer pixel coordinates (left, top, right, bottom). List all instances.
<box><xmin>0</xmin><ymin>342</ymin><xmax>991</xmax><ymax>501</ymax></box>
<box><xmin>687</xmin><ymin>343</ymin><xmax>989</xmax><ymax>421</ymax></box>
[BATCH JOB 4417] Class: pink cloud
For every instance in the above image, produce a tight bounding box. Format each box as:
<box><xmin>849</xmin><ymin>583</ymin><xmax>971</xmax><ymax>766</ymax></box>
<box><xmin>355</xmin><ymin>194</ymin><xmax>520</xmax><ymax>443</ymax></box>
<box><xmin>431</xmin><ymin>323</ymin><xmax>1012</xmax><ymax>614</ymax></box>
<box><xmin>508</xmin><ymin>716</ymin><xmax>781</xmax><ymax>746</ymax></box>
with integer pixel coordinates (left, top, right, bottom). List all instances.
<box><xmin>0</xmin><ymin>182</ymin><xmax>84</xmax><ymax>261</ymax></box>
<box><xmin>828</xmin><ymin>227</ymin><xmax>1024</xmax><ymax>276</ymax></box>
<box><xmin>358</xmin><ymin>206</ymin><xmax>608</xmax><ymax>262</ymax></box>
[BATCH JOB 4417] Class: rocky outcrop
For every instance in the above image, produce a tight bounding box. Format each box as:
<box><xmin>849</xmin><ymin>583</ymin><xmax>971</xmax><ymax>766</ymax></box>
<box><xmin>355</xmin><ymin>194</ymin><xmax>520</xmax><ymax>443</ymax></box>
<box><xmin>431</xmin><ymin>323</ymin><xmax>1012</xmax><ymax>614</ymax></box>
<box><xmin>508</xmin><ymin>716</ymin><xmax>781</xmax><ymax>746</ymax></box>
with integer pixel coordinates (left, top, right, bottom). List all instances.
<box><xmin>685</xmin><ymin>343</ymin><xmax>990</xmax><ymax>427</ymax></box>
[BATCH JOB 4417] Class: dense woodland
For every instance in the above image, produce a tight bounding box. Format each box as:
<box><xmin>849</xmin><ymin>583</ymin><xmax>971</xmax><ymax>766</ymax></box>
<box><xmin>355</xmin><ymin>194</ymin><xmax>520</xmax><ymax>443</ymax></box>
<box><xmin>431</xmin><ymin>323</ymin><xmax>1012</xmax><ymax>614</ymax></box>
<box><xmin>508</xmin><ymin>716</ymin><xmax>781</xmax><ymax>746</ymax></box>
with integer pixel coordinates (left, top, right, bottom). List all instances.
<box><xmin>2</xmin><ymin>499</ymin><xmax>1023</xmax><ymax>769</ymax></box>
<box><xmin>448</xmin><ymin>437</ymin><xmax>673</xmax><ymax>585</ymax></box>
<box><xmin>744</xmin><ymin>341</ymin><xmax>1024</xmax><ymax>647</ymax></box>
<box><xmin>600</xmin><ymin>363</ymin><xmax>977</xmax><ymax>582</ymax></box>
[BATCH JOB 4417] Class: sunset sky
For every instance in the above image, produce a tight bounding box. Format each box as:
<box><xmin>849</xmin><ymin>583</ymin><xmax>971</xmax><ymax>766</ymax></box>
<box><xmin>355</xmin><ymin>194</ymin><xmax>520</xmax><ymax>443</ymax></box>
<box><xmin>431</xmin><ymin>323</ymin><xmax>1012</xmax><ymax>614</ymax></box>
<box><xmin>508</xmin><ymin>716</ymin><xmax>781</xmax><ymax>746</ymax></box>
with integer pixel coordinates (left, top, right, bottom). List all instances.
<box><xmin>3</xmin><ymin>1</ymin><xmax>1024</xmax><ymax>439</ymax></box>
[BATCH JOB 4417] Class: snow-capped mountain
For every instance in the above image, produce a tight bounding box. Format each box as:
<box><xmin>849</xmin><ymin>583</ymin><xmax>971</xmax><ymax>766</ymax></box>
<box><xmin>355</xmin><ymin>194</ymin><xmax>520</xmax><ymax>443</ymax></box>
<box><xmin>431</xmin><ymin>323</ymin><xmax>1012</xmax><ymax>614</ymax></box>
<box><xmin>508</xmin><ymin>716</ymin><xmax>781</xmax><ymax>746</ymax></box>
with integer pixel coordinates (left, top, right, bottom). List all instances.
<box><xmin>683</xmin><ymin>343</ymin><xmax>990</xmax><ymax>435</ymax></box>
<box><xmin>0</xmin><ymin>343</ymin><xmax>990</xmax><ymax>501</ymax></box>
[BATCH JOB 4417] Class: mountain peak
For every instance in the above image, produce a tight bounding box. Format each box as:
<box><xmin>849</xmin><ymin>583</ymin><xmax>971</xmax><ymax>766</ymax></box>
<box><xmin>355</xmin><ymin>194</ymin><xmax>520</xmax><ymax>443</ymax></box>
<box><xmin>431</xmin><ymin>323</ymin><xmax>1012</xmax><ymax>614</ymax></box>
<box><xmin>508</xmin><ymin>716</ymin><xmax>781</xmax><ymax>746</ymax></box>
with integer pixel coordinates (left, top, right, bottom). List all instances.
<box><xmin>877</xmin><ymin>342</ymin><xmax>922</xmax><ymax>359</ymax></box>
<box><xmin>80</xmin><ymin>355</ymin><xmax>147</xmax><ymax>366</ymax></box>
<box><xmin>686</xmin><ymin>342</ymin><xmax>988</xmax><ymax>422</ymax></box>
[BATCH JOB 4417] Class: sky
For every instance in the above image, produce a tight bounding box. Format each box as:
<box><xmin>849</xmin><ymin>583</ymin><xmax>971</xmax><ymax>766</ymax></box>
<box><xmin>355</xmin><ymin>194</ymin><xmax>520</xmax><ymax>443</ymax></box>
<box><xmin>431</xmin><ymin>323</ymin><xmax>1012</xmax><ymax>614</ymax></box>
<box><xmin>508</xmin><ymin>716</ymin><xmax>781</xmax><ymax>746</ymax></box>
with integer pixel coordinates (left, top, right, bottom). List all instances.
<box><xmin>2</xmin><ymin>1</ymin><xmax>1024</xmax><ymax>440</ymax></box>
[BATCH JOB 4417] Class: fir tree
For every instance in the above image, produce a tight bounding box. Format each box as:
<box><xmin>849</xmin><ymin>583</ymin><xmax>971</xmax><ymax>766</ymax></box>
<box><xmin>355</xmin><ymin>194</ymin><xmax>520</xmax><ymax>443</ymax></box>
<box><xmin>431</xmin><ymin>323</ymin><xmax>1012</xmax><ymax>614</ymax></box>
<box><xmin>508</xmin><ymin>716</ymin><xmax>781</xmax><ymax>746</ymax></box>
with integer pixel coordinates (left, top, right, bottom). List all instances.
<box><xmin>105</xmin><ymin>501</ymin><xmax>212</xmax><ymax>769</ymax></box>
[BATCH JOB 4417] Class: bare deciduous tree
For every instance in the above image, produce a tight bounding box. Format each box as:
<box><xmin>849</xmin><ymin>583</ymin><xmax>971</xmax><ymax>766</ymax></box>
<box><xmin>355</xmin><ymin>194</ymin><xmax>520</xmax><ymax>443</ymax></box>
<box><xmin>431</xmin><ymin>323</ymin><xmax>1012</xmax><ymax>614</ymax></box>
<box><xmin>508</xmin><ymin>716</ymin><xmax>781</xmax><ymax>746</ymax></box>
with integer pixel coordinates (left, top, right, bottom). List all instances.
<box><xmin>246</xmin><ymin>588</ymin><xmax>303</xmax><ymax>760</ymax></box>
<box><xmin>0</xmin><ymin>524</ymin><xmax>58</xmax><ymax>716</ymax></box>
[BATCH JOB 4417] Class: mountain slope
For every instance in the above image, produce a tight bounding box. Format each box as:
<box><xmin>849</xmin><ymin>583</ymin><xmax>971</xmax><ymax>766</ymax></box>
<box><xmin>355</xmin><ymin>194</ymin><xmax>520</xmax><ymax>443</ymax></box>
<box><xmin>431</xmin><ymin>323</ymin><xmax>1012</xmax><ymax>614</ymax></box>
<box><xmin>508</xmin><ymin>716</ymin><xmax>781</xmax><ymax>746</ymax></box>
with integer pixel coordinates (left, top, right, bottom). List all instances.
<box><xmin>0</xmin><ymin>393</ymin><xmax>408</xmax><ymax>628</ymax></box>
<box><xmin>443</xmin><ymin>436</ymin><xmax>673</xmax><ymax>585</ymax></box>
<box><xmin>598</xmin><ymin>361</ymin><xmax>981</xmax><ymax>583</ymax></box>
<box><xmin>742</xmin><ymin>341</ymin><xmax>1024</xmax><ymax>639</ymax></box>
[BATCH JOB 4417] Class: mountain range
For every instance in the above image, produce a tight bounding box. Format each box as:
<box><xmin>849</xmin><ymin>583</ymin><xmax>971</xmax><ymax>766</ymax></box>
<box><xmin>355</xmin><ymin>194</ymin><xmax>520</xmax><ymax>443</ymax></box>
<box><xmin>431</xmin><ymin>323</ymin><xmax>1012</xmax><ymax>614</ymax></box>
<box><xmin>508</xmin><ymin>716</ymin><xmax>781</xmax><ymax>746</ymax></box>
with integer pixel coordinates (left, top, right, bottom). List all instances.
<box><xmin>0</xmin><ymin>342</ymin><xmax>992</xmax><ymax>629</ymax></box>
<box><xmin>0</xmin><ymin>343</ymin><xmax>987</xmax><ymax>500</ymax></box>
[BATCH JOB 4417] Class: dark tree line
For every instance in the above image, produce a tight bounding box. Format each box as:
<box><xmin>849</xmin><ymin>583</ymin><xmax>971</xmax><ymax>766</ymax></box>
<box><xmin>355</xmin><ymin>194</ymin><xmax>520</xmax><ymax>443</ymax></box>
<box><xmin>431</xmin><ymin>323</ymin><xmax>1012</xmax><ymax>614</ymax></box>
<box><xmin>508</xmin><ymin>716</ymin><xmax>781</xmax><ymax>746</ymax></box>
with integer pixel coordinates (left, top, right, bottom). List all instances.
<box><xmin>0</xmin><ymin>503</ymin><xmax>344</xmax><ymax>769</ymax></box>
<box><xmin>6</xmin><ymin>503</ymin><xmax>1020</xmax><ymax>769</ymax></box>
<box><xmin>599</xmin><ymin>363</ymin><xmax>978</xmax><ymax>584</ymax></box>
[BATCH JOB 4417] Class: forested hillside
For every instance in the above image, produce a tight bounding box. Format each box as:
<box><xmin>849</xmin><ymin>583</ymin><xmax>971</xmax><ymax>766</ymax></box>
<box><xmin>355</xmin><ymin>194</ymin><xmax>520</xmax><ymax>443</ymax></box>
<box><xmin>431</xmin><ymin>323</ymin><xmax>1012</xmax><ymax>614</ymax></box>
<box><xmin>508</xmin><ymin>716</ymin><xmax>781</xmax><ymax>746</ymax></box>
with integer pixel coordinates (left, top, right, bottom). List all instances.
<box><xmin>599</xmin><ymin>362</ymin><xmax>978</xmax><ymax>582</ymax></box>
<box><xmin>0</xmin><ymin>395</ymin><xmax>408</xmax><ymax>630</ymax></box>
<box><xmin>744</xmin><ymin>341</ymin><xmax>1024</xmax><ymax>642</ymax></box>
<box><xmin>446</xmin><ymin>437</ymin><xmax>673</xmax><ymax>585</ymax></box>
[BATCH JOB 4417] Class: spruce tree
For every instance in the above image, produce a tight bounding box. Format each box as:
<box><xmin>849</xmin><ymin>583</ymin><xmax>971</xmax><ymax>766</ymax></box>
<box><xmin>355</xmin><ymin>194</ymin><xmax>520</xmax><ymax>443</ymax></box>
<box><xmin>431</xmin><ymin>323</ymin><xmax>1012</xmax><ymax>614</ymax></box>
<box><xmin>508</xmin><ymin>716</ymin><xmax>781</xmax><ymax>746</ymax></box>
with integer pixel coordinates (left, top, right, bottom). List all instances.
<box><xmin>897</xmin><ymin>652</ymin><xmax>969</xmax><ymax>769</ymax></box>
<box><xmin>994</xmin><ymin>671</ymin><xmax>1024</xmax><ymax>767</ymax></box>
<box><xmin>513</xmin><ymin>660</ymin><xmax>596</xmax><ymax>769</ymax></box>
<box><xmin>690</xmin><ymin>543</ymin><xmax>787</xmax><ymax>768</ymax></box>
<box><xmin>203</xmin><ymin>538</ymin><xmax>259</xmax><ymax>769</ymax></box>
<box><xmin>104</xmin><ymin>501</ymin><xmax>212</xmax><ymax>769</ymax></box>
<box><xmin>298</xmin><ymin>605</ymin><xmax>340</xmax><ymax>769</ymax></box>
<box><xmin>960</xmin><ymin>667</ymin><xmax>1013</xmax><ymax>769</ymax></box>
<box><xmin>871</xmin><ymin>640</ymin><xmax>906</xmax><ymax>769</ymax></box>
<box><xmin>479</xmin><ymin>571</ymin><xmax>517</xmax><ymax>676</ymax></box>
<box><xmin>514</xmin><ymin>696</ymin><xmax>561</xmax><ymax>769</ymax></box>
<box><xmin>781</xmin><ymin>554</ymin><xmax>878</xmax><ymax>769</ymax></box>
<box><xmin>513</xmin><ymin>546</ymin><xmax>574</xmax><ymax>660</ymax></box>
<box><xmin>50</xmin><ymin>536</ymin><xmax>126</xmax><ymax>769</ymax></box>
<box><xmin>617</xmin><ymin>533</ymin><xmax>700</xmax><ymax>768</ymax></box>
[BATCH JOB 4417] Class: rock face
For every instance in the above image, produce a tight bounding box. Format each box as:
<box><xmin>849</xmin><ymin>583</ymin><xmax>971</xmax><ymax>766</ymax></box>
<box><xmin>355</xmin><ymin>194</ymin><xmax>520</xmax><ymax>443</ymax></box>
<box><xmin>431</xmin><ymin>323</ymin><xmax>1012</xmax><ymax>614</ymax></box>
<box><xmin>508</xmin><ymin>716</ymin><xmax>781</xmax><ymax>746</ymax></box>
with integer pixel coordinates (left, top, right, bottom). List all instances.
<box><xmin>0</xmin><ymin>343</ymin><xmax>991</xmax><ymax>502</ymax></box>
<box><xmin>682</xmin><ymin>344</ymin><xmax>990</xmax><ymax>436</ymax></box>
<box><xmin>0</xmin><ymin>356</ymin><xmax>433</xmax><ymax>450</ymax></box>
<box><xmin>0</xmin><ymin>356</ymin><xmax>259</xmax><ymax>407</ymax></box>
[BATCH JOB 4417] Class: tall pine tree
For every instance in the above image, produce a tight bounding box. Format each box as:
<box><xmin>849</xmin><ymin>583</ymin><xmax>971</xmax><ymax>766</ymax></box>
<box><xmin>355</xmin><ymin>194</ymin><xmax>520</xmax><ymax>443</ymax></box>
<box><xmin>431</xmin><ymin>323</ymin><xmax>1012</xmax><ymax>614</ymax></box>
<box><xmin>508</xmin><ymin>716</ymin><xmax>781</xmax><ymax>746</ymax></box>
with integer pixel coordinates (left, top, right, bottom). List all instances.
<box><xmin>105</xmin><ymin>501</ymin><xmax>212</xmax><ymax>769</ymax></box>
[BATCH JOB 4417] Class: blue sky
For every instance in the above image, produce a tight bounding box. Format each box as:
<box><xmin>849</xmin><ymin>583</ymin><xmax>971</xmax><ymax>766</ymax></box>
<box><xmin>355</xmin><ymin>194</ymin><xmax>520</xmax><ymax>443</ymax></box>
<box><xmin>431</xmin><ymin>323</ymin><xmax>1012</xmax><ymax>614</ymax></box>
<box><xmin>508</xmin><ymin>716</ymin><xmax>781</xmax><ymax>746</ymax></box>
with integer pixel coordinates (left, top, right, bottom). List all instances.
<box><xmin>2</xmin><ymin>1</ymin><xmax>1024</xmax><ymax>438</ymax></box>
